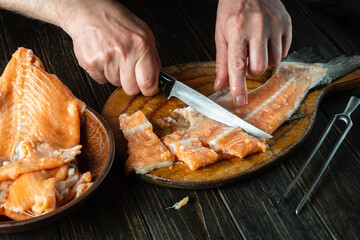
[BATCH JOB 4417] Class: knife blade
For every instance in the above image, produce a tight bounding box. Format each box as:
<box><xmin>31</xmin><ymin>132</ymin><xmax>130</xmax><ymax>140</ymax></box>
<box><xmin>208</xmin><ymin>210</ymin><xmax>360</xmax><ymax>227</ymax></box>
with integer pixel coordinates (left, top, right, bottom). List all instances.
<box><xmin>159</xmin><ymin>70</ymin><xmax>272</xmax><ymax>139</ymax></box>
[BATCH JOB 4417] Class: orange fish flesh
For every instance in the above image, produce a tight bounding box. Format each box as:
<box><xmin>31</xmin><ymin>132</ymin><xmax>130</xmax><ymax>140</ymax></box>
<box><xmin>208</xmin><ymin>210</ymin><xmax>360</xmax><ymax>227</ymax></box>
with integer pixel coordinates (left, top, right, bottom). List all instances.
<box><xmin>162</xmin><ymin>130</ymin><xmax>218</xmax><ymax>170</ymax></box>
<box><xmin>0</xmin><ymin>48</ymin><xmax>91</xmax><ymax>220</ymax></box>
<box><xmin>119</xmin><ymin>110</ymin><xmax>175</xmax><ymax>174</ymax></box>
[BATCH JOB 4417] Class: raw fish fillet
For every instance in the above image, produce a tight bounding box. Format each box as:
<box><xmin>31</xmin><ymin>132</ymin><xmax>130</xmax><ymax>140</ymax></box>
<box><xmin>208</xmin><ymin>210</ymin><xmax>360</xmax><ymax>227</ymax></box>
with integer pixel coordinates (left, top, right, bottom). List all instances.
<box><xmin>210</xmin><ymin>50</ymin><xmax>360</xmax><ymax>134</ymax></box>
<box><xmin>163</xmin><ymin>130</ymin><xmax>219</xmax><ymax>170</ymax></box>
<box><xmin>120</xmin><ymin>111</ymin><xmax>175</xmax><ymax>174</ymax></box>
<box><xmin>0</xmin><ymin>47</ymin><xmax>86</xmax><ymax>160</ymax></box>
<box><xmin>4</xmin><ymin>165</ymin><xmax>69</xmax><ymax>219</ymax></box>
<box><xmin>175</xmin><ymin>107</ymin><xmax>267</xmax><ymax>158</ymax></box>
<box><xmin>0</xmin><ymin>48</ymin><xmax>91</xmax><ymax>220</ymax></box>
<box><xmin>0</xmin><ymin>143</ymin><xmax>82</xmax><ymax>181</ymax></box>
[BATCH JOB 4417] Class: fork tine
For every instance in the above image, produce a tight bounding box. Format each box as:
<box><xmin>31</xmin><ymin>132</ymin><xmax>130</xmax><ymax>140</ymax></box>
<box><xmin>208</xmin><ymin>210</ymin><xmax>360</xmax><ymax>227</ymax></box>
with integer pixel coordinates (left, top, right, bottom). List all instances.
<box><xmin>277</xmin><ymin>116</ymin><xmax>337</xmax><ymax>203</ymax></box>
<box><xmin>296</xmin><ymin>120</ymin><xmax>353</xmax><ymax>213</ymax></box>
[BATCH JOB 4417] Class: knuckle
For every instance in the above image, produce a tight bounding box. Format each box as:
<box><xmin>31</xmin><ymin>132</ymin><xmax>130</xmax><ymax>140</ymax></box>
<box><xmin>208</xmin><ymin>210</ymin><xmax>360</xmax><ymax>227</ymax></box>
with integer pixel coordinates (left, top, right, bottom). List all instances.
<box><xmin>285</xmin><ymin>15</ymin><xmax>292</xmax><ymax>28</ymax></box>
<box><xmin>82</xmin><ymin>52</ymin><xmax>110</xmax><ymax>71</ymax></box>
<box><xmin>142</xmin><ymin>88</ymin><xmax>158</xmax><ymax>97</ymax></box>
<box><xmin>231</xmin><ymin>57</ymin><xmax>246</xmax><ymax>71</ymax></box>
<box><xmin>251</xmin><ymin>62</ymin><xmax>267</xmax><ymax>75</ymax></box>
<box><xmin>253</xmin><ymin>13</ymin><xmax>265</xmax><ymax>30</ymax></box>
<box><xmin>232</xmin><ymin>81</ymin><xmax>246</xmax><ymax>89</ymax></box>
<box><xmin>226</xmin><ymin>16</ymin><xmax>246</xmax><ymax>33</ymax></box>
<box><xmin>138</xmin><ymin>76</ymin><xmax>154</xmax><ymax>90</ymax></box>
<box><xmin>270</xmin><ymin>14</ymin><xmax>279</xmax><ymax>26</ymax></box>
<box><xmin>131</xmin><ymin>33</ymin><xmax>149</xmax><ymax>53</ymax></box>
<box><xmin>124</xmin><ymin>87</ymin><xmax>140</xmax><ymax>96</ymax></box>
<box><xmin>80</xmin><ymin>58</ymin><xmax>96</xmax><ymax>71</ymax></box>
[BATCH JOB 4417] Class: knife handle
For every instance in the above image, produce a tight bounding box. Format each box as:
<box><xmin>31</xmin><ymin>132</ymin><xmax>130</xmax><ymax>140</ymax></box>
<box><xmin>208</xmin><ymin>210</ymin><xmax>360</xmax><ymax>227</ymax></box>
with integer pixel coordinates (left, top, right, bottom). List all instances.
<box><xmin>159</xmin><ymin>70</ymin><xmax>175</xmax><ymax>98</ymax></box>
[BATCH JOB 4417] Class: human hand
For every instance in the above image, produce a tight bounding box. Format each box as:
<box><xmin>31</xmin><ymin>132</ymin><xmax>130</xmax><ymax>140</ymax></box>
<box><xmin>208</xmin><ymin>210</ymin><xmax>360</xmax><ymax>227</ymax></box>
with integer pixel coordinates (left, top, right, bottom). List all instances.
<box><xmin>63</xmin><ymin>0</ymin><xmax>161</xmax><ymax>96</ymax></box>
<box><xmin>214</xmin><ymin>0</ymin><xmax>292</xmax><ymax>106</ymax></box>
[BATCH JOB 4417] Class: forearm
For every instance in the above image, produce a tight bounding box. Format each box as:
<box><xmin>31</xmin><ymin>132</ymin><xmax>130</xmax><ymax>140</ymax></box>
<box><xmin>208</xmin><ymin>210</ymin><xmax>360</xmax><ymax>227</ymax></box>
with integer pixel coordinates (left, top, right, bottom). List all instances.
<box><xmin>0</xmin><ymin>0</ymin><xmax>88</xmax><ymax>32</ymax></box>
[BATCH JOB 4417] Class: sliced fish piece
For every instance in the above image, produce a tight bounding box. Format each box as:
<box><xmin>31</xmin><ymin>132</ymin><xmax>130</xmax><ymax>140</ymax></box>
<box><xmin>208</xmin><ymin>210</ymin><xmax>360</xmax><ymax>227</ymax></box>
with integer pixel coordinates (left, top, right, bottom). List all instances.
<box><xmin>4</xmin><ymin>165</ymin><xmax>69</xmax><ymax>219</ymax></box>
<box><xmin>0</xmin><ymin>144</ymin><xmax>81</xmax><ymax>181</ymax></box>
<box><xmin>175</xmin><ymin>107</ymin><xmax>267</xmax><ymax>159</ymax></box>
<box><xmin>163</xmin><ymin>130</ymin><xmax>219</xmax><ymax>170</ymax></box>
<box><xmin>119</xmin><ymin>111</ymin><xmax>175</xmax><ymax>174</ymax></box>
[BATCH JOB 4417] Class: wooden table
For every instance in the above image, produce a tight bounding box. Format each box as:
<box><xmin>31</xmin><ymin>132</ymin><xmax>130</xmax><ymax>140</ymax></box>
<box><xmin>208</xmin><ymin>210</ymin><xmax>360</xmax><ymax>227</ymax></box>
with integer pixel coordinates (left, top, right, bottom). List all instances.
<box><xmin>0</xmin><ymin>0</ymin><xmax>359</xmax><ymax>239</ymax></box>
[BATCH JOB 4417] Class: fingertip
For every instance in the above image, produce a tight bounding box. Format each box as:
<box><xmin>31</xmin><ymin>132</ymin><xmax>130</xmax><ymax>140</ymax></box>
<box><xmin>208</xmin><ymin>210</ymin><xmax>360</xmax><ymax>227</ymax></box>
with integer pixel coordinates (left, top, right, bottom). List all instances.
<box><xmin>235</xmin><ymin>94</ymin><xmax>248</xmax><ymax>107</ymax></box>
<box><xmin>229</xmin><ymin>74</ymin><xmax>248</xmax><ymax>107</ymax></box>
<box><xmin>214</xmin><ymin>67</ymin><xmax>229</xmax><ymax>91</ymax></box>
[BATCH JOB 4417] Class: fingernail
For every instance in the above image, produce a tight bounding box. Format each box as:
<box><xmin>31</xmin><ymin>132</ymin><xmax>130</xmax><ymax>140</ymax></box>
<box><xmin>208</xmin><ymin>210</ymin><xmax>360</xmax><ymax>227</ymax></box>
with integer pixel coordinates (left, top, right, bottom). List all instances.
<box><xmin>214</xmin><ymin>78</ymin><xmax>220</xmax><ymax>88</ymax></box>
<box><xmin>235</xmin><ymin>95</ymin><xmax>247</xmax><ymax>107</ymax></box>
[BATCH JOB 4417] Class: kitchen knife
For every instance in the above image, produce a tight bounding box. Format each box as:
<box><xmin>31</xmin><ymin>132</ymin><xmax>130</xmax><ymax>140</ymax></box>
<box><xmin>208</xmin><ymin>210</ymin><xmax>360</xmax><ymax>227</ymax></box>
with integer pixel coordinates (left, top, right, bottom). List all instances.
<box><xmin>159</xmin><ymin>70</ymin><xmax>272</xmax><ymax>139</ymax></box>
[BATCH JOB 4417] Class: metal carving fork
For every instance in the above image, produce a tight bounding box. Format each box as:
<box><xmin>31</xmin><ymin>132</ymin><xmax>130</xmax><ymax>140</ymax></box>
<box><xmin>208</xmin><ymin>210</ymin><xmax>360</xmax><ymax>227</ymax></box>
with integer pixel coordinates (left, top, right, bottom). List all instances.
<box><xmin>278</xmin><ymin>82</ymin><xmax>360</xmax><ymax>214</ymax></box>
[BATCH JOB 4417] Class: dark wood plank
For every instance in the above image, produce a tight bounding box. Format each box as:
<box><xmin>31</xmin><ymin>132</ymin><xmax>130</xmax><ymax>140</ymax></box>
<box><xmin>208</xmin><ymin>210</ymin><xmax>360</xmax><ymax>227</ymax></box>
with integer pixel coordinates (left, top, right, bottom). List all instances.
<box><xmin>295</xmin><ymin>0</ymin><xmax>360</xmax><ymax>56</ymax></box>
<box><xmin>218</xmin><ymin>164</ymin><xmax>332</xmax><ymax>239</ymax></box>
<box><xmin>129</xmin><ymin>179</ymin><xmax>241</xmax><ymax>240</ymax></box>
<box><xmin>0</xmin><ymin>225</ymin><xmax>62</xmax><ymax>240</ymax></box>
<box><xmin>283</xmin><ymin>109</ymin><xmax>360</xmax><ymax>239</ymax></box>
<box><xmin>280</xmin><ymin>2</ymin><xmax>360</xmax><ymax>238</ymax></box>
<box><xmin>54</xmin><ymin>170</ymin><xmax>151</xmax><ymax>240</ymax></box>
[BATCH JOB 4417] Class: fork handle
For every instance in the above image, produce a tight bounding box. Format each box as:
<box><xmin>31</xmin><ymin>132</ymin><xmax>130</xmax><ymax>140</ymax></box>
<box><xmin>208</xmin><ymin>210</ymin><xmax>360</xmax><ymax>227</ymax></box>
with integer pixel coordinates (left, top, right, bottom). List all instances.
<box><xmin>343</xmin><ymin>82</ymin><xmax>360</xmax><ymax>116</ymax></box>
<box><xmin>343</xmin><ymin>96</ymin><xmax>360</xmax><ymax>116</ymax></box>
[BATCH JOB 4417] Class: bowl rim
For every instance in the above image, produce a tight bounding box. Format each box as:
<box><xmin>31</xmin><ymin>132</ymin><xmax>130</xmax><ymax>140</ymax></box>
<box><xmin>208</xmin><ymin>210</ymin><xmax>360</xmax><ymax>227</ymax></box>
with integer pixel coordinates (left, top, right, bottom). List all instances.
<box><xmin>0</xmin><ymin>107</ymin><xmax>115</xmax><ymax>233</ymax></box>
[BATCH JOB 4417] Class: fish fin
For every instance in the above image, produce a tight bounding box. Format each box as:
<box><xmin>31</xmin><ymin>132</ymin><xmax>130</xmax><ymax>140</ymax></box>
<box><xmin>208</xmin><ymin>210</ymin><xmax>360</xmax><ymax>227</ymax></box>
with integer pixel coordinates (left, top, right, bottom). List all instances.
<box><xmin>283</xmin><ymin>46</ymin><xmax>325</xmax><ymax>63</ymax></box>
<box><xmin>323</xmin><ymin>55</ymin><xmax>360</xmax><ymax>84</ymax></box>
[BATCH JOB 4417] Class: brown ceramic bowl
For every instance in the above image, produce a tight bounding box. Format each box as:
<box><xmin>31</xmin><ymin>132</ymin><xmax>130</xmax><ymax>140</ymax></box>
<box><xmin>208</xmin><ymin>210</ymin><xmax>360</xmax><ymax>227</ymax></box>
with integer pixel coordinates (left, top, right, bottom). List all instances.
<box><xmin>0</xmin><ymin>107</ymin><xmax>115</xmax><ymax>233</ymax></box>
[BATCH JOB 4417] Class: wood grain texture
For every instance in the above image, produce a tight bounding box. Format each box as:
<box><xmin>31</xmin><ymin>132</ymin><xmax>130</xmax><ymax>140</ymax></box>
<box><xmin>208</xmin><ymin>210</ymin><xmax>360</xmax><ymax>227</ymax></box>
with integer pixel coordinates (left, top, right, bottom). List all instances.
<box><xmin>102</xmin><ymin>61</ymin><xmax>360</xmax><ymax>189</ymax></box>
<box><xmin>130</xmin><ymin>179</ymin><xmax>241</xmax><ymax>240</ymax></box>
<box><xmin>283</xmin><ymin>98</ymin><xmax>360</xmax><ymax>239</ymax></box>
<box><xmin>218</xmin><ymin>165</ymin><xmax>332</xmax><ymax>239</ymax></box>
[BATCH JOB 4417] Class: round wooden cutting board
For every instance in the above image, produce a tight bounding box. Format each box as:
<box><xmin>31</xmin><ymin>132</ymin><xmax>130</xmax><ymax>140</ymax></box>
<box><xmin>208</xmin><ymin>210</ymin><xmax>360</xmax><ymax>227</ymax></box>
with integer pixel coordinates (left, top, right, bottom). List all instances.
<box><xmin>102</xmin><ymin>62</ymin><xmax>360</xmax><ymax>189</ymax></box>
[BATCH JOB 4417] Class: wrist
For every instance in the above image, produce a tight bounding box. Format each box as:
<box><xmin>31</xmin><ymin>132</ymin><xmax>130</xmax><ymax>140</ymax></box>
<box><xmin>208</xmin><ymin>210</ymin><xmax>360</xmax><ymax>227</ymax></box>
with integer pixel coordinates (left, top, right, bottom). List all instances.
<box><xmin>56</xmin><ymin>0</ymin><xmax>92</xmax><ymax>36</ymax></box>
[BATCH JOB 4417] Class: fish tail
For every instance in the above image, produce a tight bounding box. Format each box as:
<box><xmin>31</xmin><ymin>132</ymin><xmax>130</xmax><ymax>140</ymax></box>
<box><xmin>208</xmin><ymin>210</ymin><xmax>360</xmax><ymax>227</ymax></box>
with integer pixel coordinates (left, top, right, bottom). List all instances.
<box><xmin>323</xmin><ymin>55</ymin><xmax>360</xmax><ymax>84</ymax></box>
